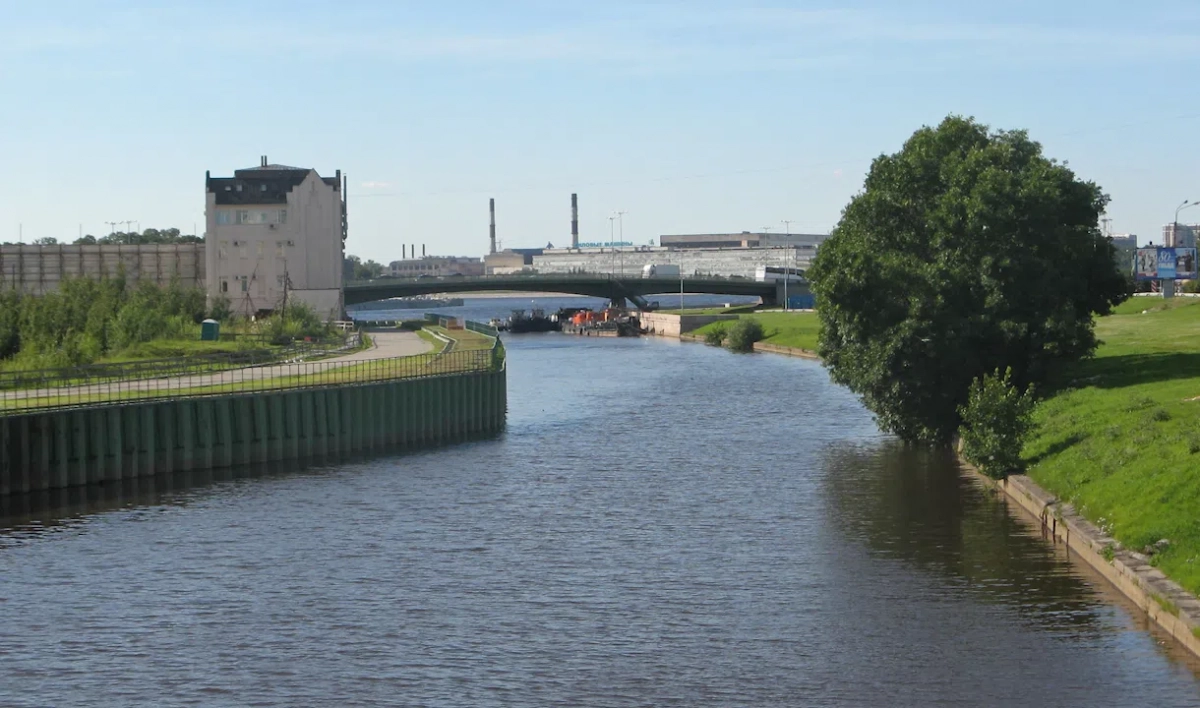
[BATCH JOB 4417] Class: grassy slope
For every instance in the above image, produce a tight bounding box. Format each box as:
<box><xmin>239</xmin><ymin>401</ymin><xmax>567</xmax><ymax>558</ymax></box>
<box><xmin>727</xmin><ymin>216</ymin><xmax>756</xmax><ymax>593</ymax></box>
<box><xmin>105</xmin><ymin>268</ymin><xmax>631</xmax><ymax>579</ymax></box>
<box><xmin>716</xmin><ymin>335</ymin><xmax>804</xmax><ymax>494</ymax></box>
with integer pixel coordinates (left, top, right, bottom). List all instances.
<box><xmin>1024</xmin><ymin>297</ymin><xmax>1200</xmax><ymax>593</ymax></box>
<box><xmin>691</xmin><ymin>312</ymin><xmax>821</xmax><ymax>352</ymax></box>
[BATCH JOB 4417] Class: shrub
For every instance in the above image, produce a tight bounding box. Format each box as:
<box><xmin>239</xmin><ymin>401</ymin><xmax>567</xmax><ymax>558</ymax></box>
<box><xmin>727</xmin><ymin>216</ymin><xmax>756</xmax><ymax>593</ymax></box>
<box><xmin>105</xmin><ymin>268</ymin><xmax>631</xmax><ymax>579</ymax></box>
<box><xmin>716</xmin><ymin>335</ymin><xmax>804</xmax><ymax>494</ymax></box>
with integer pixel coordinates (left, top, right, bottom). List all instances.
<box><xmin>208</xmin><ymin>295</ymin><xmax>234</xmax><ymax>322</ymax></box>
<box><xmin>958</xmin><ymin>367</ymin><xmax>1037</xmax><ymax>479</ymax></box>
<box><xmin>725</xmin><ymin>319</ymin><xmax>765</xmax><ymax>353</ymax></box>
<box><xmin>704</xmin><ymin>325</ymin><xmax>728</xmax><ymax>346</ymax></box>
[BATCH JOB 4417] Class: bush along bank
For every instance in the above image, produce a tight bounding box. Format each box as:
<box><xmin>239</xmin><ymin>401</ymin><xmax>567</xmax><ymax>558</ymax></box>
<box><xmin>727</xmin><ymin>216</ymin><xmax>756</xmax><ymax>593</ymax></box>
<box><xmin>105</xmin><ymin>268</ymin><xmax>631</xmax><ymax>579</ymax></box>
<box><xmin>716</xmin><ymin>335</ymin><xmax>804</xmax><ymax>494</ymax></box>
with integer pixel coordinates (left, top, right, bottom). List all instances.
<box><xmin>692</xmin><ymin>312</ymin><xmax>820</xmax><ymax>354</ymax></box>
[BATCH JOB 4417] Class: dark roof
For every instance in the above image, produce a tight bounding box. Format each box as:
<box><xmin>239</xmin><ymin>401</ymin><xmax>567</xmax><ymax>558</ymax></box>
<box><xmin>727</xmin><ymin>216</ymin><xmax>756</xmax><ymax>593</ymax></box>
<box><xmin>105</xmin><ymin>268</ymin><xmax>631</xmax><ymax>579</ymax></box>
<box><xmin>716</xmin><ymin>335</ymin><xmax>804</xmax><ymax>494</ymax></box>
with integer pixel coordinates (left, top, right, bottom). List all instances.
<box><xmin>207</xmin><ymin>165</ymin><xmax>340</xmax><ymax>205</ymax></box>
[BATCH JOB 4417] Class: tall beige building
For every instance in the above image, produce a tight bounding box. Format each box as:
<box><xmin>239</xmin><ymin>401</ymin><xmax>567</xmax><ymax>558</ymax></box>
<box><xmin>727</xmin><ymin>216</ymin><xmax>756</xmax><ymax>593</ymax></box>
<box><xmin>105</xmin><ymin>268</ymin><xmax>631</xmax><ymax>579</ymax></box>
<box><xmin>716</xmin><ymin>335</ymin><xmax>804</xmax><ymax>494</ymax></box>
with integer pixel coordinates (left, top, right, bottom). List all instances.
<box><xmin>205</xmin><ymin>157</ymin><xmax>346</xmax><ymax>319</ymax></box>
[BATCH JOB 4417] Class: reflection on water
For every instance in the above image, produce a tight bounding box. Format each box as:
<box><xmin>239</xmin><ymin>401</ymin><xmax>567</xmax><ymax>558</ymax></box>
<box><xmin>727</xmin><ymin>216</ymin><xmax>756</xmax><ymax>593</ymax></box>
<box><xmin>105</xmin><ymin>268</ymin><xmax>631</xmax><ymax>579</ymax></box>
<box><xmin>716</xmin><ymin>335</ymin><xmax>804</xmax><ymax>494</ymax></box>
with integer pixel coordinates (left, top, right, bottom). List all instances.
<box><xmin>1</xmin><ymin>335</ymin><xmax>1198</xmax><ymax>706</ymax></box>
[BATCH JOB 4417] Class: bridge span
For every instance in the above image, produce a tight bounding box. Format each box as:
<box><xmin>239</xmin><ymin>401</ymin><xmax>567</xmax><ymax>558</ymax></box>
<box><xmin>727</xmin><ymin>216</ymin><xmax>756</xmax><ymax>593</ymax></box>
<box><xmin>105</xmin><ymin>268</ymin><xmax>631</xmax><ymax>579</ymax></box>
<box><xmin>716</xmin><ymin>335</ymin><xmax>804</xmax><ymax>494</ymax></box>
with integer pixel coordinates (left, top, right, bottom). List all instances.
<box><xmin>344</xmin><ymin>274</ymin><xmax>805</xmax><ymax>309</ymax></box>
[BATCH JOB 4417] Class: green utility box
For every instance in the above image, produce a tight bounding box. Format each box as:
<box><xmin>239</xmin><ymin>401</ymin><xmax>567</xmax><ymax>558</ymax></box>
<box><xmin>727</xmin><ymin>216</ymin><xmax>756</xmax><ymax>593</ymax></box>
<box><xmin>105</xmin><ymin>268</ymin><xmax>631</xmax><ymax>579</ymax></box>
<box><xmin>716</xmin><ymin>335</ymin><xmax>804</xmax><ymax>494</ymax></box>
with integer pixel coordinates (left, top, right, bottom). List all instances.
<box><xmin>200</xmin><ymin>319</ymin><xmax>221</xmax><ymax>341</ymax></box>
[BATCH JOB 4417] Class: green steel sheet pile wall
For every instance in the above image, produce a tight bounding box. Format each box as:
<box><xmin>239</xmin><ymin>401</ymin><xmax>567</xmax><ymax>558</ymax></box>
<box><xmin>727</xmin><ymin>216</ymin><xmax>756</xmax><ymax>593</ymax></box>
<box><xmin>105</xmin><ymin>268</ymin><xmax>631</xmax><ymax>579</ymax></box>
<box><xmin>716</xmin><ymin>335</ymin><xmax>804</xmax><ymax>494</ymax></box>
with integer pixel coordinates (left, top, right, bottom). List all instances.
<box><xmin>0</xmin><ymin>368</ymin><xmax>507</xmax><ymax>497</ymax></box>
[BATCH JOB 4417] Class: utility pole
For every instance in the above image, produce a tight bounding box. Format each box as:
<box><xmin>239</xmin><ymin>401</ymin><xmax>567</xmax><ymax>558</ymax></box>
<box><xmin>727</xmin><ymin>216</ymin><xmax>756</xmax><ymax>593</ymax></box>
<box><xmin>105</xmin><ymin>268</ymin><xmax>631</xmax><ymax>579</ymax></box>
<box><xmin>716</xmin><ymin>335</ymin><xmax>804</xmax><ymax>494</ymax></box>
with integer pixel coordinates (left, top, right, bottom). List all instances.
<box><xmin>106</xmin><ymin>221</ymin><xmax>119</xmax><ymax>238</ymax></box>
<box><xmin>781</xmin><ymin>220</ymin><xmax>794</xmax><ymax>311</ymax></box>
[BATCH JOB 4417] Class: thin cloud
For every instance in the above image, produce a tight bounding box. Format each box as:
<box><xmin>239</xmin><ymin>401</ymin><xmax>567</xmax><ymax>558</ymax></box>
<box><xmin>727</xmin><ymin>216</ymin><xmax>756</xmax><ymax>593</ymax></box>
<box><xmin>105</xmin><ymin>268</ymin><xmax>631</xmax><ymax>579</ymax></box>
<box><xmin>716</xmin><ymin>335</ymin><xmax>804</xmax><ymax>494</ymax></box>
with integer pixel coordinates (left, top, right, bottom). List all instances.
<box><xmin>2</xmin><ymin>3</ymin><xmax>1195</xmax><ymax>72</ymax></box>
<box><xmin>360</xmin><ymin>181</ymin><xmax>392</xmax><ymax>189</ymax></box>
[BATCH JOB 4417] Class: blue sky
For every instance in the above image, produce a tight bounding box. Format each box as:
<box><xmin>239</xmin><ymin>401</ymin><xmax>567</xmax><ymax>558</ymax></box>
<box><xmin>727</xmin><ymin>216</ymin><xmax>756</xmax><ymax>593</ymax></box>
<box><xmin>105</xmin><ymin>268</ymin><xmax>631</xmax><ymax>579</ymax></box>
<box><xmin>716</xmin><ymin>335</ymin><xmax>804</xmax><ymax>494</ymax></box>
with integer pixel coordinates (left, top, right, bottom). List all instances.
<box><xmin>1</xmin><ymin>0</ymin><xmax>1198</xmax><ymax>261</ymax></box>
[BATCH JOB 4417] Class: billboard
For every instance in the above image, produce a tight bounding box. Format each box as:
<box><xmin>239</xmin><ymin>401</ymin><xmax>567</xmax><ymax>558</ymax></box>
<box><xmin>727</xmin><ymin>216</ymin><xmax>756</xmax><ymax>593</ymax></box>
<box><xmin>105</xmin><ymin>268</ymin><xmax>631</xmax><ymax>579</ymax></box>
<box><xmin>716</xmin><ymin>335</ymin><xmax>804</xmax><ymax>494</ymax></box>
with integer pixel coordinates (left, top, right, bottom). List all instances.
<box><xmin>1135</xmin><ymin>247</ymin><xmax>1197</xmax><ymax>281</ymax></box>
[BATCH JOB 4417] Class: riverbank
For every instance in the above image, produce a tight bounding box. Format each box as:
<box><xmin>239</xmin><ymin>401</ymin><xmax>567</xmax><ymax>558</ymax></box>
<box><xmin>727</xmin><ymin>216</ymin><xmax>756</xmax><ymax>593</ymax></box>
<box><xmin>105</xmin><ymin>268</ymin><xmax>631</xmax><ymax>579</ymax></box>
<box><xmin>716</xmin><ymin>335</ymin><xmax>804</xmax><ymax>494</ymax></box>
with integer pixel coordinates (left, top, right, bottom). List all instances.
<box><xmin>657</xmin><ymin>303</ymin><xmax>1200</xmax><ymax>659</ymax></box>
<box><xmin>1022</xmin><ymin>298</ymin><xmax>1200</xmax><ymax>596</ymax></box>
<box><xmin>688</xmin><ymin>311</ymin><xmax>821</xmax><ymax>353</ymax></box>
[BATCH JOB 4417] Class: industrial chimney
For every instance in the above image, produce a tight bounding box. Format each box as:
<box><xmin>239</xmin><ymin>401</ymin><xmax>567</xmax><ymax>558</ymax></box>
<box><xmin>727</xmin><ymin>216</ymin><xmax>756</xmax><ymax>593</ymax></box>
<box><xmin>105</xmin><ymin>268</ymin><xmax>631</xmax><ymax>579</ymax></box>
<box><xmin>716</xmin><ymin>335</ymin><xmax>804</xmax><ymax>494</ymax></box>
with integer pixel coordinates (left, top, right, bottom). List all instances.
<box><xmin>402</xmin><ymin>244</ymin><xmax>406</xmax><ymax>259</ymax></box>
<box><xmin>489</xmin><ymin>198</ymin><xmax>497</xmax><ymax>254</ymax></box>
<box><xmin>571</xmin><ymin>193</ymin><xmax>579</xmax><ymax>249</ymax></box>
<box><xmin>422</xmin><ymin>244</ymin><xmax>426</xmax><ymax>257</ymax></box>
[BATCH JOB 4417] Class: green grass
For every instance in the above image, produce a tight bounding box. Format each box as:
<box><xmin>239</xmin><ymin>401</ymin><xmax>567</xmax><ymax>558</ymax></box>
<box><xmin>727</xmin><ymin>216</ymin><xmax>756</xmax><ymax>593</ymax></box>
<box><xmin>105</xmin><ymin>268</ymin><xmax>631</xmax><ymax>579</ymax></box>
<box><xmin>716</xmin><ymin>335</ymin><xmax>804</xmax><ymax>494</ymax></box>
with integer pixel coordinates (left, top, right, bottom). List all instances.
<box><xmin>691</xmin><ymin>312</ymin><xmax>821</xmax><ymax>352</ymax></box>
<box><xmin>100</xmin><ymin>338</ymin><xmax>263</xmax><ymax>362</ymax></box>
<box><xmin>657</xmin><ymin>305</ymin><xmax>760</xmax><ymax>316</ymax></box>
<box><xmin>1023</xmin><ymin>297</ymin><xmax>1200</xmax><ymax>595</ymax></box>
<box><xmin>416</xmin><ymin>328</ymin><xmax>448</xmax><ymax>351</ymax></box>
<box><xmin>427</xmin><ymin>326</ymin><xmax>496</xmax><ymax>351</ymax></box>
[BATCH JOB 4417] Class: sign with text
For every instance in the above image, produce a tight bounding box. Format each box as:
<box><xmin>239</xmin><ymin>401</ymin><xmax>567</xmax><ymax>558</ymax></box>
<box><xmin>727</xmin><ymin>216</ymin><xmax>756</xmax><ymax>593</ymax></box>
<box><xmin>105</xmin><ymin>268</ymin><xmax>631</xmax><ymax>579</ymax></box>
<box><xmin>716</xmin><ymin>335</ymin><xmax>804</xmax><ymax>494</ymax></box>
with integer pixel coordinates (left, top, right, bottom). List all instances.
<box><xmin>576</xmin><ymin>242</ymin><xmax>633</xmax><ymax>248</ymax></box>
<box><xmin>1136</xmin><ymin>247</ymin><xmax>1197</xmax><ymax>281</ymax></box>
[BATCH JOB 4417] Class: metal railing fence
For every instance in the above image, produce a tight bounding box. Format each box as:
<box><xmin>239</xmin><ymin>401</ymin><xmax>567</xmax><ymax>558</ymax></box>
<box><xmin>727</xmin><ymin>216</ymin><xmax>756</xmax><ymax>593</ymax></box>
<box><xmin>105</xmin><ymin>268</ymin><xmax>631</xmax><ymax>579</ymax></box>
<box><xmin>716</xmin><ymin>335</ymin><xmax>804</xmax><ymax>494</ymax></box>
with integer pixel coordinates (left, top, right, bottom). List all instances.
<box><xmin>0</xmin><ymin>328</ymin><xmax>500</xmax><ymax>416</ymax></box>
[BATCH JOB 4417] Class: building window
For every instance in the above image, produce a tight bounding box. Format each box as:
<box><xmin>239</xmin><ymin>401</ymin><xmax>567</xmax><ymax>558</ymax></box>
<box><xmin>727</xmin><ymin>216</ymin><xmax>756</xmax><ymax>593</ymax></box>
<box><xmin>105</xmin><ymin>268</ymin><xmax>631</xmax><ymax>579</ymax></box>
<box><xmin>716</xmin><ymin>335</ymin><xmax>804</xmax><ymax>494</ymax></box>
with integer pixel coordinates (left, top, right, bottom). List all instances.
<box><xmin>240</xmin><ymin>276</ymin><xmax>249</xmax><ymax>292</ymax></box>
<box><xmin>236</xmin><ymin>210</ymin><xmax>249</xmax><ymax>225</ymax></box>
<box><xmin>276</xmin><ymin>241</ymin><xmax>285</xmax><ymax>257</ymax></box>
<box><xmin>279</xmin><ymin>209</ymin><xmax>287</xmax><ymax>224</ymax></box>
<box><xmin>216</xmin><ymin>211</ymin><xmax>234</xmax><ymax>226</ymax></box>
<box><xmin>220</xmin><ymin>279</ymin><xmax>228</xmax><ymax>293</ymax></box>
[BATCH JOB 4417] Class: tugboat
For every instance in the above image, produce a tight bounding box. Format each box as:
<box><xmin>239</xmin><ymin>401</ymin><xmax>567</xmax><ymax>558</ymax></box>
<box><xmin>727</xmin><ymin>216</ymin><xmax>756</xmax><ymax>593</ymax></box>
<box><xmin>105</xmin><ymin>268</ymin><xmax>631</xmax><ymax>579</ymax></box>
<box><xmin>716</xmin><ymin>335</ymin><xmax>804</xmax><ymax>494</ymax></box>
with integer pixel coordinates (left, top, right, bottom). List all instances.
<box><xmin>560</xmin><ymin>308</ymin><xmax>643</xmax><ymax>337</ymax></box>
<box><xmin>501</xmin><ymin>308</ymin><xmax>559</xmax><ymax>333</ymax></box>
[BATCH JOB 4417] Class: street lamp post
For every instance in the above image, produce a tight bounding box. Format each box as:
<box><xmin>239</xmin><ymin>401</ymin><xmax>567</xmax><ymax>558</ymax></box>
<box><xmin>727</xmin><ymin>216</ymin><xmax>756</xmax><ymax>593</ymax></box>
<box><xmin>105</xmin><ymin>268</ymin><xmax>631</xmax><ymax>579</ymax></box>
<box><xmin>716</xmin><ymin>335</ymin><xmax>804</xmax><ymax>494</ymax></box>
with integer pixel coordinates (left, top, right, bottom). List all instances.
<box><xmin>608</xmin><ymin>216</ymin><xmax>616</xmax><ymax>277</ymax></box>
<box><xmin>617</xmin><ymin>211</ymin><xmax>626</xmax><ymax>277</ymax></box>
<box><xmin>1169</xmin><ymin>200</ymin><xmax>1200</xmax><ymax>298</ymax></box>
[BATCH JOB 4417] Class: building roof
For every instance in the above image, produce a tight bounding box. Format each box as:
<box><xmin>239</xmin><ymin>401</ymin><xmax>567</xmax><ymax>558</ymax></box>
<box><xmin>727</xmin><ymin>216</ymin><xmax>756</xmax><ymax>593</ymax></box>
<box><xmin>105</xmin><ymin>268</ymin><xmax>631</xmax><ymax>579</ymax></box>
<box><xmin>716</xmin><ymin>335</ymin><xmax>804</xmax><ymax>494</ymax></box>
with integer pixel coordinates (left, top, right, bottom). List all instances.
<box><xmin>207</xmin><ymin>163</ymin><xmax>340</xmax><ymax>206</ymax></box>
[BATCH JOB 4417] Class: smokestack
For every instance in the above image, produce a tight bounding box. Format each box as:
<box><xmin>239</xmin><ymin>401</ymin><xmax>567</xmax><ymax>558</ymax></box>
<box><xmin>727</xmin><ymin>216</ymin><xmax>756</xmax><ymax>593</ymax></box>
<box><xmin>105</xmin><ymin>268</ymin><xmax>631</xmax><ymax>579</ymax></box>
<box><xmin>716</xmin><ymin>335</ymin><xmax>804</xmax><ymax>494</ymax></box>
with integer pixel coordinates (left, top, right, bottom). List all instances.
<box><xmin>571</xmin><ymin>193</ymin><xmax>579</xmax><ymax>249</ymax></box>
<box><xmin>422</xmin><ymin>244</ymin><xmax>426</xmax><ymax>257</ymax></box>
<box><xmin>489</xmin><ymin>198</ymin><xmax>497</xmax><ymax>255</ymax></box>
<box><xmin>403</xmin><ymin>244</ymin><xmax>406</xmax><ymax>259</ymax></box>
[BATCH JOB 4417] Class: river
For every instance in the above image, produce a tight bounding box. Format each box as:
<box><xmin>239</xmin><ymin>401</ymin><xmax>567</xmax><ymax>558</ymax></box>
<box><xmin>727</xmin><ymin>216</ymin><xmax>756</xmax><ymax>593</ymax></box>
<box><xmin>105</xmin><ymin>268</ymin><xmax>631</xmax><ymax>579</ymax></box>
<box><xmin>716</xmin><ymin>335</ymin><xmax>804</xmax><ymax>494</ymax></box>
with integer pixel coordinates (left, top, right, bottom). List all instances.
<box><xmin>2</xmin><ymin>312</ymin><xmax>1200</xmax><ymax>706</ymax></box>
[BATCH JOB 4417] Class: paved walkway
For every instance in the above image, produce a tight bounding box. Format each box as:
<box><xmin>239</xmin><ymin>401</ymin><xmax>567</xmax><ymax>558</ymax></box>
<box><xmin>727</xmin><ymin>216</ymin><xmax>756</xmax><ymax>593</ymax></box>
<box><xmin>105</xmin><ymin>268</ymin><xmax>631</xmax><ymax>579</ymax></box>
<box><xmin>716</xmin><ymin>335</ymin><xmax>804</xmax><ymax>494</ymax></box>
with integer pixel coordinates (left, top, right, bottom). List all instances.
<box><xmin>2</xmin><ymin>331</ymin><xmax>434</xmax><ymax>405</ymax></box>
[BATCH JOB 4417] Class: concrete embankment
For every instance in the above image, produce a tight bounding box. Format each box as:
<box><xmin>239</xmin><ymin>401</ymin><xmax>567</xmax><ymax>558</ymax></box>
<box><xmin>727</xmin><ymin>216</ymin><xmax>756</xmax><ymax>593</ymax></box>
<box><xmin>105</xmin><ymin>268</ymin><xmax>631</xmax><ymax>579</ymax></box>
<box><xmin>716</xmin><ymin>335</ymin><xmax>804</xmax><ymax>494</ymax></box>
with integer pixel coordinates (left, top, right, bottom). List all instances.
<box><xmin>960</xmin><ymin>459</ymin><xmax>1200</xmax><ymax>658</ymax></box>
<box><xmin>652</xmin><ymin>312</ymin><xmax>1200</xmax><ymax>660</ymax></box>
<box><xmin>0</xmin><ymin>370</ymin><xmax>506</xmax><ymax>497</ymax></box>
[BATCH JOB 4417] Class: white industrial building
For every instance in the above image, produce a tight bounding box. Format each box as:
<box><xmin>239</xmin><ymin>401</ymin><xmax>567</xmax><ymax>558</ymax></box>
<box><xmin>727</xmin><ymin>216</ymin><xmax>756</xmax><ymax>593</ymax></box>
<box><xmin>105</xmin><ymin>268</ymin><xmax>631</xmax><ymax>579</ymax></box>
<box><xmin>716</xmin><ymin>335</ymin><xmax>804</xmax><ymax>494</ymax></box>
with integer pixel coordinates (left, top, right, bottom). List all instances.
<box><xmin>205</xmin><ymin>157</ymin><xmax>346</xmax><ymax>319</ymax></box>
<box><xmin>530</xmin><ymin>244</ymin><xmax>819</xmax><ymax>279</ymax></box>
<box><xmin>389</xmin><ymin>256</ymin><xmax>484</xmax><ymax>278</ymax></box>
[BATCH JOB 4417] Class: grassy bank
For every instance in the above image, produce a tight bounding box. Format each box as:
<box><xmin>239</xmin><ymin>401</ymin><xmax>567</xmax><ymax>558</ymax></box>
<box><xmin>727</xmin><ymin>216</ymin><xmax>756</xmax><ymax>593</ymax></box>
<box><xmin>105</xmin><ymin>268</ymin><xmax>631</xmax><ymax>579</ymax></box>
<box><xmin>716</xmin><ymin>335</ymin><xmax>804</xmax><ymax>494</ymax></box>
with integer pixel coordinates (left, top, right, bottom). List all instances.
<box><xmin>691</xmin><ymin>312</ymin><xmax>821</xmax><ymax>352</ymax></box>
<box><xmin>1023</xmin><ymin>297</ymin><xmax>1200</xmax><ymax>594</ymax></box>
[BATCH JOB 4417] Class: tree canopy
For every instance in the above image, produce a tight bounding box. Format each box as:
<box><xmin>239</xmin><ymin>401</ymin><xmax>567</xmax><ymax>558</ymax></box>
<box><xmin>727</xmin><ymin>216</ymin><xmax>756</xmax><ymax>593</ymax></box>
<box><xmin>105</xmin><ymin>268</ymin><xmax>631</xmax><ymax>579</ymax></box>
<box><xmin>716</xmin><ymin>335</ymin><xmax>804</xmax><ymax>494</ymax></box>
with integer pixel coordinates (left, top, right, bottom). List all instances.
<box><xmin>344</xmin><ymin>254</ymin><xmax>386</xmax><ymax>281</ymax></box>
<box><xmin>74</xmin><ymin>228</ymin><xmax>202</xmax><ymax>245</ymax></box>
<box><xmin>808</xmin><ymin>115</ymin><xmax>1129</xmax><ymax>444</ymax></box>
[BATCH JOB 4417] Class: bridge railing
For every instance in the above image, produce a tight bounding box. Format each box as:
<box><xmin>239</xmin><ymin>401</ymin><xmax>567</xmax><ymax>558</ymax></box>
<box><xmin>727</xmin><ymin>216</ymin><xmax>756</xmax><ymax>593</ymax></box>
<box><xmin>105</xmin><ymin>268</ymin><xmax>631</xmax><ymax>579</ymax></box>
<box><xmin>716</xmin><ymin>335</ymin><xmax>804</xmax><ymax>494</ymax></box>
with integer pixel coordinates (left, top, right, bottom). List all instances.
<box><xmin>0</xmin><ymin>323</ymin><xmax>503</xmax><ymax>416</ymax></box>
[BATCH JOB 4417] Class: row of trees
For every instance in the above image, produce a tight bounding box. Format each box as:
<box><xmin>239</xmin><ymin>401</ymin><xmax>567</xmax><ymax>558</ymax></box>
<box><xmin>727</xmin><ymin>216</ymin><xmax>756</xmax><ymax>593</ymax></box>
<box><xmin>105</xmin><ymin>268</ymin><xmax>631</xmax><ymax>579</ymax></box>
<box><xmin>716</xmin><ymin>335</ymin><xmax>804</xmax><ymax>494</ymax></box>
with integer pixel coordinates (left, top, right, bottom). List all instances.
<box><xmin>3</xmin><ymin>228</ymin><xmax>202</xmax><ymax>247</ymax></box>
<box><xmin>808</xmin><ymin>115</ymin><xmax>1129</xmax><ymax>476</ymax></box>
<box><xmin>344</xmin><ymin>254</ymin><xmax>386</xmax><ymax>281</ymax></box>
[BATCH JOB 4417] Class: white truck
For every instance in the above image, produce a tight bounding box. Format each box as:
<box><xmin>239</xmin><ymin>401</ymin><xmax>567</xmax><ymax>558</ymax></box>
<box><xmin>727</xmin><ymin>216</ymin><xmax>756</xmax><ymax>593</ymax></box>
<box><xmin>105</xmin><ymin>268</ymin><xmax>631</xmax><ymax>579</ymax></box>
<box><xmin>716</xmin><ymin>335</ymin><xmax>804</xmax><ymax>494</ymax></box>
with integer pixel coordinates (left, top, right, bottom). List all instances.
<box><xmin>642</xmin><ymin>264</ymin><xmax>680</xmax><ymax>278</ymax></box>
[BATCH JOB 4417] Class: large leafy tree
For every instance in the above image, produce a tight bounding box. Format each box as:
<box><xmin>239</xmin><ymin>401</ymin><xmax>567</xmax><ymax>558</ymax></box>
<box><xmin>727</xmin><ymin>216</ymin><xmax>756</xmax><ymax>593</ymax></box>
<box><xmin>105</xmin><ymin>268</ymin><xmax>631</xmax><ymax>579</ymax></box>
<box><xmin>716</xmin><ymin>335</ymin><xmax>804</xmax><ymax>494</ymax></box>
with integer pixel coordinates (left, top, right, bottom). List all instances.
<box><xmin>808</xmin><ymin>116</ymin><xmax>1128</xmax><ymax>444</ymax></box>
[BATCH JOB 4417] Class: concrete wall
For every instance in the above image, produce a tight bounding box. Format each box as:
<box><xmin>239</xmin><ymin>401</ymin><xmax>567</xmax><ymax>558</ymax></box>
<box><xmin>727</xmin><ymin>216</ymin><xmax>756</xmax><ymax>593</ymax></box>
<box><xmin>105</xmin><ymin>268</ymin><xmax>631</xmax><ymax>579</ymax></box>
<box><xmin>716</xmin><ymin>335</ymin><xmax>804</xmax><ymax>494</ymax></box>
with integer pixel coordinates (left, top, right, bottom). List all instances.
<box><xmin>206</xmin><ymin>171</ymin><xmax>344</xmax><ymax>319</ymax></box>
<box><xmin>0</xmin><ymin>244</ymin><xmax>205</xmax><ymax>295</ymax></box>
<box><xmin>0</xmin><ymin>370</ymin><xmax>506</xmax><ymax>497</ymax></box>
<box><xmin>641</xmin><ymin>312</ymin><xmax>740</xmax><ymax>337</ymax></box>
<box><xmin>531</xmin><ymin>246</ymin><xmax>816</xmax><ymax>278</ymax></box>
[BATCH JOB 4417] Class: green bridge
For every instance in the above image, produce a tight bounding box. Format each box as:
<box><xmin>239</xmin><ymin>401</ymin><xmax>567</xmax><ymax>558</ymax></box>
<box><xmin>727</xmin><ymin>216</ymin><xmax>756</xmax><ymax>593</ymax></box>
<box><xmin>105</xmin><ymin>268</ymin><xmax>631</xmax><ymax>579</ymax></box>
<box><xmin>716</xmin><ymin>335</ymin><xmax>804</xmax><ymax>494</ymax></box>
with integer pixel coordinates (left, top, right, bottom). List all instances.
<box><xmin>344</xmin><ymin>274</ymin><xmax>803</xmax><ymax>308</ymax></box>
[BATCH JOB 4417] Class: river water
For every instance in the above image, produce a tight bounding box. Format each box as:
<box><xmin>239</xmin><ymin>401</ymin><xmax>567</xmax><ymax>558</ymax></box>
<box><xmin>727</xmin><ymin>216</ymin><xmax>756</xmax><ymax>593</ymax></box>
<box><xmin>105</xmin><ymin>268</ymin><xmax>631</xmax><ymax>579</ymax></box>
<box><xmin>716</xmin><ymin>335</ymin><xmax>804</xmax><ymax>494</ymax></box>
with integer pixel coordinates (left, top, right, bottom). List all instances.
<box><xmin>3</xmin><ymin>308</ymin><xmax>1200</xmax><ymax>706</ymax></box>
